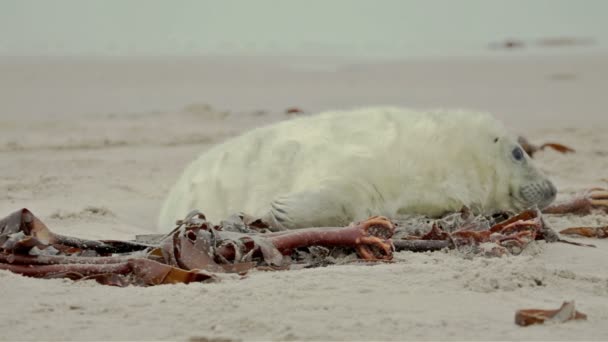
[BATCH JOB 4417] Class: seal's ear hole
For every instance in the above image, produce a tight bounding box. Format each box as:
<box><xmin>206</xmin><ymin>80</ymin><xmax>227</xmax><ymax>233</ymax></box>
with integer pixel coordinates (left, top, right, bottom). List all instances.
<box><xmin>493</xmin><ymin>137</ymin><xmax>499</xmax><ymax>143</ymax></box>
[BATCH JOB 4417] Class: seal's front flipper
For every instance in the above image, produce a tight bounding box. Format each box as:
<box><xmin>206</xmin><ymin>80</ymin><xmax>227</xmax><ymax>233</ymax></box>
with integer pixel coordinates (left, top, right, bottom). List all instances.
<box><xmin>262</xmin><ymin>189</ymin><xmax>357</xmax><ymax>230</ymax></box>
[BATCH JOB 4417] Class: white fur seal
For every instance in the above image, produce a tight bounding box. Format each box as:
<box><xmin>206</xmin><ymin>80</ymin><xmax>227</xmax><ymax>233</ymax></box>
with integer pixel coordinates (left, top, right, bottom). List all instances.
<box><xmin>158</xmin><ymin>107</ymin><xmax>556</xmax><ymax>231</ymax></box>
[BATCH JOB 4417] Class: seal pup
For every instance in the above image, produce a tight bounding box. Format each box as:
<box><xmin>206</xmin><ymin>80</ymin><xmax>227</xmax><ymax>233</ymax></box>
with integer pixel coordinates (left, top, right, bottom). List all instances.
<box><xmin>158</xmin><ymin>107</ymin><xmax>557</xmax><ymax>231</ymax></box>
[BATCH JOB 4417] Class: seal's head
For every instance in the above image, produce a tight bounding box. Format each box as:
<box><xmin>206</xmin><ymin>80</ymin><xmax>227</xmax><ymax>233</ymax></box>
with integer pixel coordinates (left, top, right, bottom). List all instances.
<box><xmin>489</xmin><ymin>132</ymin><xmax>557</xmax><ymax>212</ymax></box>
<box><xmin>412</xmin><ymin>110</ymin><xmax>557</xmax><ymax>215</ymax></box>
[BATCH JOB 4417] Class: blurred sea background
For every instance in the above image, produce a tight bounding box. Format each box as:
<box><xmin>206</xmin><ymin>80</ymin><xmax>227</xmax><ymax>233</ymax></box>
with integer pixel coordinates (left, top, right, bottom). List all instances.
<box><xmin>0</xmin><ymin>0</ymin><xmax>607</xmax><ymax>128</ymax></box>
<box><xmin>1</xmin><ymin>0</ymin><xmax>606</xmax><ymax>59</ymax></box>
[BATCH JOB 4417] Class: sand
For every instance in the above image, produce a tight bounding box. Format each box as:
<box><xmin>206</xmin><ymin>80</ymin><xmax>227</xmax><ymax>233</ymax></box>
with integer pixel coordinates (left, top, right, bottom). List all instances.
<box><xmin>1</xmin><ymin>54</ymin><xmax>608</xmax><ymax>341</ymax></box>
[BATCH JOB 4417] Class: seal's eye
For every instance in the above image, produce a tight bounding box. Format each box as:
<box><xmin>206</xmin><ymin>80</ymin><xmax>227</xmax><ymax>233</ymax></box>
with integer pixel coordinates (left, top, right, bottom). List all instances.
<box><xmin>512</xmin><ymin>147</ymin><xmax>524</xmax><ymax>161</ymax></box>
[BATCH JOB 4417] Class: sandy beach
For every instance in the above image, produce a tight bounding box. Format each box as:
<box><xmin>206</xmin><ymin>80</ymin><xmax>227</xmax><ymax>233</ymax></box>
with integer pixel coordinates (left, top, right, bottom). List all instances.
<box><xmin>1</xmin><ymin>54</ymin><xmax>608</xmax><ymax>341</ymax></box>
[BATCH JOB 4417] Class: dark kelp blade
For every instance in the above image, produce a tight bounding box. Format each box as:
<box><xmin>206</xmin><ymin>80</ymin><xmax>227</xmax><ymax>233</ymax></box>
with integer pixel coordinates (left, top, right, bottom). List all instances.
<box><xmin>128</xmin><ymin>259</ymin><xmax>216</xmax><ymax>285</ymax></box>
<box><xmin>560</xmin><ymin>226</ymin><xmax>608</xmax><ymax>238</ymax></box>
<box><xmin>177</xmin><ymin>231</ymin><xmax>225</xmax><ymax>272</ymax></box>
<box><xmin>0</xmin><ymin>208</ymin><xmax>54</xmax><ymax>247</ymax></box>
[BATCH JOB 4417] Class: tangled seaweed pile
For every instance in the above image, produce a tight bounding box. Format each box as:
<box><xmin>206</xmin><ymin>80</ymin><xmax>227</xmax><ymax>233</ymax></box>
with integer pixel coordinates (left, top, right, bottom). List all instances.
<box><xmin>2</xmin><ymin>191</ymin><xmax>603</xmax><ymax>288</ymax></box>
<box><xmin>0</xmin><ymin>209</ymin><xmax>397</xmax><ymax>286</ymax></box>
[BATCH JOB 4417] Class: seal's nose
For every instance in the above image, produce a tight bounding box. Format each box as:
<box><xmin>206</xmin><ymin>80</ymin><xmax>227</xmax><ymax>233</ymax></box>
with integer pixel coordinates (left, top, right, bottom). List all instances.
<box><xmin>519</xmin><ymin>179</ymin><xmax>558</xmax><ymax>210</ymax></box>
<box><xmin>547</xmin><ymin>181</ymin><xmax>557</xmax><ymax>198</ymax></box>
<box><xmin>543</xmin><ymin>180</ymin><xmax>557</xmax><ymax>206</ymax></box>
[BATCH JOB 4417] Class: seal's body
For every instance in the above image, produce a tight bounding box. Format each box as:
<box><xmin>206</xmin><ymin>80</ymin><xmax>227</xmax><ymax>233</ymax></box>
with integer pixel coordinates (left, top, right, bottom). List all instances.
<box><xmin>158</xmin><ymin>107</ymin><xmax>556</xmax><ymax>231</ymax></box>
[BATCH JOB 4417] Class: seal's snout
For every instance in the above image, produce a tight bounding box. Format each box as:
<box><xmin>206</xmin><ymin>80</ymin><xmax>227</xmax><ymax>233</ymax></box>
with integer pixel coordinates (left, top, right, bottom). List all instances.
<box><xmin>546</xmin><ymin>180</ymin><xmax>557</xmax><ymax>199</ymax></box>
<box><xmin>519</xmin><ymin>179</ymin><xmax>557</xmax><ymax>209</ymax></box>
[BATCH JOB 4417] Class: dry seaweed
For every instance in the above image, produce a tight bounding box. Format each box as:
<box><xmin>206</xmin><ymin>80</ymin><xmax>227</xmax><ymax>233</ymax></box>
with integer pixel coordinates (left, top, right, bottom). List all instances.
<box><xmin>0</xmin><ymin>209</ymin><xmax>395</xmax><ymax>286</ymax></box>
<box><xmin>518</xmin><ymin>136</ymin><xmax>575</xmax><ymax>158</ymax></box>
<box><xmin>559</xmin><ymin>226</ymin><xmax>608</xmax><ymax>239</ymax></box>
<box><xmin>515</xmin><ymin>301</ymin><xmax>587</xmax><ymax>326</ymax></box>
<box><xmin>1</xmin><ymin>194</ymin><xmax>601</xmax><ymax>287</ymax></box>
<box><xmin>543</xmin><ymin>188</ymin><xmax>608</xmax><ymax>215</ymax></box>
<box><xmin>392</xmin><ymin>208</ymin><xmax>593</xmax><ymax>255</ymax></box>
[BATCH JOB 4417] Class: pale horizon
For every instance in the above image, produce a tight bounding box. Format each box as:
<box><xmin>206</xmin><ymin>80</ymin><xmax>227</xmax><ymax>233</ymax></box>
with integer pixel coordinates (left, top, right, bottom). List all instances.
<box><xmin>1</xmin><ymin>0</ymin><xmax>607</xmax><ymax>58</ymax></box>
